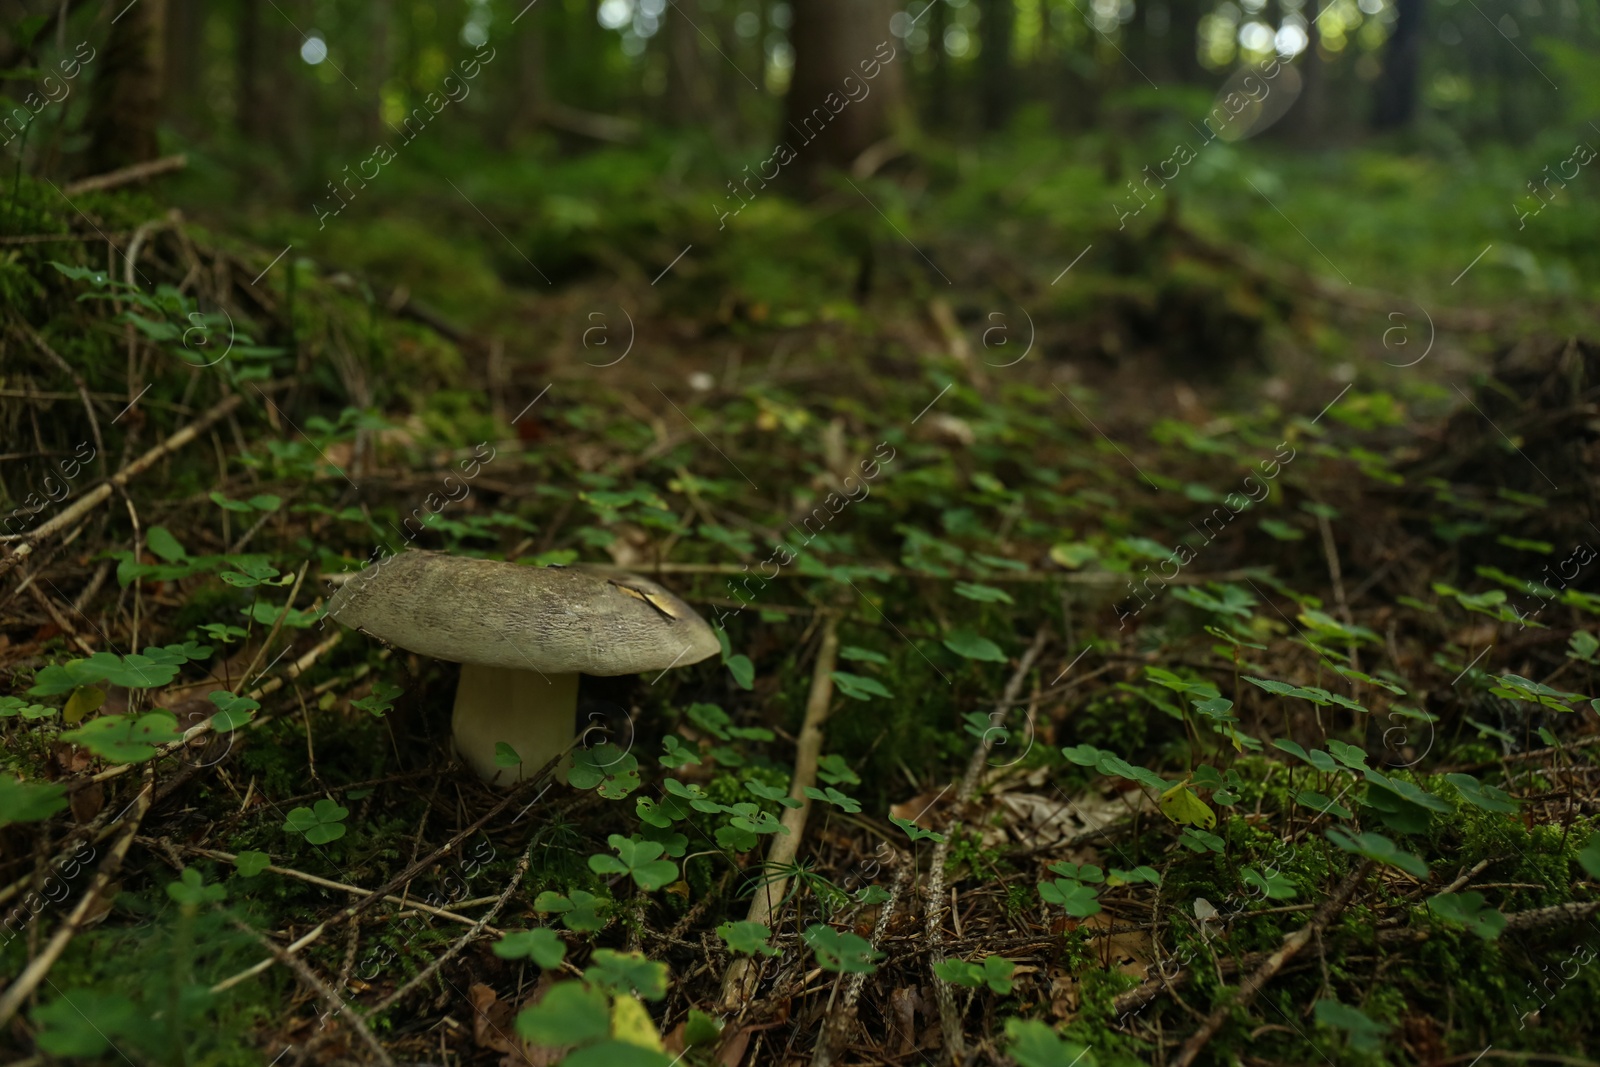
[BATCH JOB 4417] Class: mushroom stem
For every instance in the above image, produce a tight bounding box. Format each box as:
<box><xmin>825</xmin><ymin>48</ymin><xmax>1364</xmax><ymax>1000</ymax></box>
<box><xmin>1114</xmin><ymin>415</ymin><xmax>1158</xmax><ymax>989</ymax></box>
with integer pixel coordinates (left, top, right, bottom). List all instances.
<box><xmin>450</xmin><ymin>665</ymin><xmax>579</xmax><ymax>786</ymax></box>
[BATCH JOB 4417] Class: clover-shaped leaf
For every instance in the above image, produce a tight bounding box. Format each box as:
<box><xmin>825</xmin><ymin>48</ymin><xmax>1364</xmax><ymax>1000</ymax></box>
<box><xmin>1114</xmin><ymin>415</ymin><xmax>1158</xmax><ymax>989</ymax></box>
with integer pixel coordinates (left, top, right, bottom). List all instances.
<box><xmin>803</xmin><ymin>925</ymin><xmax>884</xmax><ymax>974</ymax></box>
<box><xmin>167</xmin><ymin>867</ymin><xmax>226</xmax><ymax>907</ymax></box>
<box><xmin>0</xmin><ymin>695</ymin><xmax>55</xmax><ymax>719</ymax></box>
<box><xmin>816</xmin><ymin>754</ymin><xmax>860</xmax><ymax>786</ymax></box>
<box><xmin>351</xmin><ymin>681</ymin><xmax>402</xmax><ymax>718</ymax></box>
<box><xmin>1108</xmin><ymin>866</ymin><xmax>1162</xmax><ymax>886</ymax></box>
<box><xmin>588</xmin><ymin>835</ymin><xmax>678</xmax><ymax>891</ymax></box>
<box><xmin>1006</xmin><ymin>1019</ymin><xmax>1096</xmax><ymax>1067</ymax></box>
<box><xmin>233</xmin><ymin>850</ymin><xmax>271</xmax><ymax>878</ymax></box>
<box><xmin>664</xmin><ymin>777</ymin><xmax>724</xmax><ymax>813</ymax></box>
<box><xmin>855</xmin><ymin>885</ymin><xmax>891</xmax><ymax>906</ymax></box>
<box><xmin>1046</xmin><ymin>862</ymin><xmax>1104</xmax><ymax>884</ymax></box>
<box><xmin>534</xmin><ymin>889</ymin><xmax>605</xmax><ymax>933</ymax></box>
<box><xmin>1241</xmin><ymin>866</ymin><xmax>1297</xmax><ymax>900</ymax></box>
<box><xmin>715</xmin><ymin>823</ymin><xmax>759</xmax><ymax>852</ymax></box>
<box><xmin>569</xmin><ymin>744</ymin><xmax>641</xmax><ymax>799</ymax></box>
<box><xmin>803</xmin><ymin>786</ymin><xmax>862</xmax><ymax>813</ymax></box>
<box><xmin>588</xmin><ymin>949</ymin><xmax>669</xmax><ymax>1000</ymax></box>
<box><xmin>208</xmin><ymin>690</ymin><xmax>260</xmax><ymax>732</ymax></box>
<box><xmin>61</xmin><ymin>711</ymin><xmax>183</xmax><ymax>763</ymax></box>
<box><xmin>726</xmin><ymin>804</ymin><xmax>787</xmax><ymax>836</ymax></box>
<box><xmin>745</xmin><ymin>780</ymin><xmax>803</xmax><ymax>809</ymax></box>
<box><xmin>494</xmin><ymin>928</ymin><xmax>568</xmax><ymax>968</ymax></box>
<box><xmin>717</xmin><ymin>920</ymin><xmax>780</xmax><ymax>957</ymax></box>
<box><xmin>890</xmin><ymin>815</ymin><xmax>946</xmax><ymax>843</ymax></box>
<box><xmin>636</xmin><ymin>794</ymin><xmax>690</xmax><ymax>827</ymax></box>
<box><xmin>1038</xmin><ymin>879</ymin><xmax>1101</xmax><ymax>917</ymax></box>
<box><xmin>1426</xmin><ymin>891</ymin><xmax>1505</xmax><ymax>941</ymax></box>
<box><xmin>282</xmin><ymin>798</ymin><xmax>349</xmax><ymax>844</ymax></box>
<box><xmin>660</xmin><ymin>735</ymin><xmax>701</xmax><ymax>767</ymax></box>
<box><xmin>515</xmin><ymin>982</ymin><xmax>611</xmax><ymax>1046</ymax></box>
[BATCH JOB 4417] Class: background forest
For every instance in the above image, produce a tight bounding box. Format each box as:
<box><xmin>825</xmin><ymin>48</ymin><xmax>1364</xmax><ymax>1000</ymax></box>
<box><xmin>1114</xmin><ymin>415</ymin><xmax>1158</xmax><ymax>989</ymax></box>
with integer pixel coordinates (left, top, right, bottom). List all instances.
<box><xmin>3</xmin><ymin>1</ymin><xmax>1600</xmax><ymax>1066</ymax></box>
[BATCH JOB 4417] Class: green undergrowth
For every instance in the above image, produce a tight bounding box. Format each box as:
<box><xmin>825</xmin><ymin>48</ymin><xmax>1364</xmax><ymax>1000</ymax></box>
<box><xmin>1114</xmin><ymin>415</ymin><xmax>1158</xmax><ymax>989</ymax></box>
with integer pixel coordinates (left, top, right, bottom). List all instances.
<box><xmin>4</xmin><ymin>151</ymin><xmax>1600</xmax><ymax>1064</ymax></box>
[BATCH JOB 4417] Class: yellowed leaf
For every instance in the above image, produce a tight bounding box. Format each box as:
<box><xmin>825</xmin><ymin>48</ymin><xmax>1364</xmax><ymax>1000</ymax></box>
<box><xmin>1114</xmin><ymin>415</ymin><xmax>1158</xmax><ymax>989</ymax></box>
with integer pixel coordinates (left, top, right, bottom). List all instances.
<box><xmin>1158</xmin><ymin>781</ymin><xmax>1216</xmax><ymax>830</ymax></box>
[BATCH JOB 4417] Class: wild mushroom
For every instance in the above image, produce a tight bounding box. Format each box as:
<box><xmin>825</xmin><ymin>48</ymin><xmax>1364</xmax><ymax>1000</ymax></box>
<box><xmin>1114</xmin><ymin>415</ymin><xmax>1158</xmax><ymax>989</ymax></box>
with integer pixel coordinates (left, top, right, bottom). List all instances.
<box><xmin>326</xmin><ymin>551</ymin><xmax>720</xmax><ymax>785</ymax></box>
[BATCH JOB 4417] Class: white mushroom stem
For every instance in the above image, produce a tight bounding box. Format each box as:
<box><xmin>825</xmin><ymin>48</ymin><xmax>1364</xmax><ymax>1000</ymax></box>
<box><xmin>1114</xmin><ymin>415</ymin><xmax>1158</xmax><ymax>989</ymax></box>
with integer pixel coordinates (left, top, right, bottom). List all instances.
<box><xmin>450</xmin><ymin>665</ymin><xmax>579</xmax><ymax>786</ymax></box>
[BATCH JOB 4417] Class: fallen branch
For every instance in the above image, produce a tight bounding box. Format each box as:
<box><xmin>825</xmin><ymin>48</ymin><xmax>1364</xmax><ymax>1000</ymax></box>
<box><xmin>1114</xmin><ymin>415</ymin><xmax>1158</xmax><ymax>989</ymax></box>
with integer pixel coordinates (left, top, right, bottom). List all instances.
<box><xmin>63</xmin><ymin>154</ymin><xmax>188</xmax><ymax>196</ymax></box>
<box><xmin>925</xmin><ymin>629</ymin><xmax>1051</xmax><ymax>1061</ymax></box>
<box><xmin>0</xmin><ymin>389</ymin><xmax>247</xmax><ymax>579</ymax></box>
<box><xmin>720</xmin><ymin>613</ymin><xmax>842</xmax><ymax>1010</ymax></box>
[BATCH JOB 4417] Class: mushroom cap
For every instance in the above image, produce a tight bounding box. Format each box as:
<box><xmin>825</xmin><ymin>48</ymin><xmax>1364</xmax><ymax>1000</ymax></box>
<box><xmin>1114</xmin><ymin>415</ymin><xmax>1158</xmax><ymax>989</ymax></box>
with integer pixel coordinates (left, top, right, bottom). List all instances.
<box><xmin>326</xmin><ymin>551</ymin><xmax>722</xmax><ymax>676</ymax></box>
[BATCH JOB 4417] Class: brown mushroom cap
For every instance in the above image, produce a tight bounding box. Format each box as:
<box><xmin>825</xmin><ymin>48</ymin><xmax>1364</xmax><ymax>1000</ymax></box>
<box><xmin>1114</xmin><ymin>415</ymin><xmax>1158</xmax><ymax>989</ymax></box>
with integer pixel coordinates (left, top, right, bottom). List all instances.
<box><xmin>326</xmin><ymin>551</ymin><xmax>721</xmax><ymax>676</ymax></box>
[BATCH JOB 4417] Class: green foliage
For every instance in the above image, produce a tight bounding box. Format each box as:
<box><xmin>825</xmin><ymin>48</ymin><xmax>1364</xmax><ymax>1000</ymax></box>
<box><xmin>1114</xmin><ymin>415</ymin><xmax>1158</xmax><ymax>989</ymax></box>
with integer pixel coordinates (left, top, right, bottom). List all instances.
<box><xmin>802</xmin><ymin>925</ymin><xmax>884</xmax><ymax>974</ymax></box>
<box><xmin>61</xmin><ymin>711</ymin><xmax>183</xmax><ymax>763</ymax></box>
<box><xmin>1005</xmin><ymin>1018</ymin><xmax>1097</xmax><ymax>1067</ymax></box>
<box><xmin>935</xmin><ymin>954</ymin><xmax>1016</xmax><ymax>993</ymax></box>
<box><xmin>281</xmin><ymin>798</ymin><xmax>350</xmax><ymax>844</ymax></box>
<box><xmin>0</xmin><ymin>775</ymin><xmax>67</xmax><ymax>827</ymax></box>
<box><xmin>535</xmin><ymin>889</ymin><xmax>607</xmax><ymax>933</ymax></box>
<box><xmin>717</xmin><ymin>920</ymin><xmax>780</xmax><ymax>957</ymax></box>
<box><xmin>588</xmin><ymin>835</ymin><xmax>679</xmax><ymax>891</ymax></box>
<box><xmin>494</xmin><ymin>928</ymin><xmax>568</xmax><ymax>968</ymax></box>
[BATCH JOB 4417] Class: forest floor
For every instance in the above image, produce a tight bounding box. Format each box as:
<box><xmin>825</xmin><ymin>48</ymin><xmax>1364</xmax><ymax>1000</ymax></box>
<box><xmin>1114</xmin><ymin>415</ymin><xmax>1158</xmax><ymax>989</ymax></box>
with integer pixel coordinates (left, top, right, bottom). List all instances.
<box><xmin>3</xmin><ymin>138</ymin><xmax>1600</xmax><ymax>1067</ymax></box>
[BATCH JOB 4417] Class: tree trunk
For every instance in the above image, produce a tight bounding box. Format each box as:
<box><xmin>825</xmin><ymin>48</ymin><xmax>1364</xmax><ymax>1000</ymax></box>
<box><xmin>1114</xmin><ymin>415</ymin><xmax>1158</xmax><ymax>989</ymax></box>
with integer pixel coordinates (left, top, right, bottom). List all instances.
<box><xmin>236</xmin><ymin>0</ymin><xmax>265</xmax><ymax>139</ymax></box>
<box><xmin>781</xmin><ymin>0</ymin><xmax>904</xmax><ymax>178</ymax></box>
<box><xmin>162</xmin><ymin>0</ymin><xmax>202</xmax><ymax>122</ymax></box>
<box><xmin>85</xmin><ymin>0</ymin><xmax>166</xmax><ymax>173</ymax></box>
<box><xmin>1371</xmin><ymin>0</ymin><xmax>1424</xmax><ymax>130</ymax></box>
<box><xmin>666</xmin><ymin>0</ymin><xmax>712</xmax><ymax>125</ymax></box>
<box><xmin>978</xmin><ymin>0</ymin><xmax>1014</xmax><ymax>129</ymax></box>
<box><xmin>928</xmin><ymin>0</ymin><xmax>951</xmax><ymax>128</ymax></box>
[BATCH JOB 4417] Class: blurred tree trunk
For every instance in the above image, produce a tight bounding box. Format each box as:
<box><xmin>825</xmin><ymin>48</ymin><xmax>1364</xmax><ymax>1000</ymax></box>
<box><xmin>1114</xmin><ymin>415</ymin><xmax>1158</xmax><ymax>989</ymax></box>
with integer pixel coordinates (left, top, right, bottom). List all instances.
<box><xmin>782</xmin><ymin>0</ymin><xmax>905</xmax><ymax>177</ymax></box>
<box><xmin>366</xmin><ymin>0</ymin><xmax>391</xmax><ymax>143</ymax></box>
<box><xmin>979</xmin><ymin>0</ymin><xmax>1013</xmax><ymax>128</ymax></box>
<box><xmin>1165</xmin><ymin>0</ymin><xmax>1206</xmax><ymax>84</ymax></box>
<box><xmin>163</xmin><ymin>0</ymin><xmax>202</xmax><ymax>127</ymax></box>
<box><xmin>1371</xmin><ymin>0</ymin><xmax>1424</xmax><ymax>130</ymax></box>
<box><xmin>237</xmin><ymin>0</ymin><xmax>267</xmax><ymax>138</ymax></box>
<box><xmin>85</xmin><ymin>0</ymin><xmax>166</xmax><ymax>172</ymax></box>
<box><xmin>928</xmin><ymin>0</ymin><xmax>951</xmax><ymax>127</ymax></box>
<box><xmin>1292</xmin><ymin>0</ymin><xmax>1326</xmax><ymax>144</ymax></box>
<box><xmin>666</xmin><ymin>0</ymin><xmax>712</xmax><ymax>125</ymax></box>
<box><xmin>509</xmin><ymin>3</ymin><xmax>548</xmax><ymax>140</ymax></box>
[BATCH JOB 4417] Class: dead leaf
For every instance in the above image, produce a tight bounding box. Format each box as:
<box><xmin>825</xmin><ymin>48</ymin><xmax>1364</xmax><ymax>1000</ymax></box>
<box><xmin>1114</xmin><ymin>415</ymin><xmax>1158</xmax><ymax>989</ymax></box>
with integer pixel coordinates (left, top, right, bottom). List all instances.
<box><xmin>890</xmin><ymin>788</ymin><xmax>953</xmax><ymax>828</ymax></box>
<box><xmin>69</xmin><ymin>781</ymin><xmax>104</xmax><ymax>823</ymax></box>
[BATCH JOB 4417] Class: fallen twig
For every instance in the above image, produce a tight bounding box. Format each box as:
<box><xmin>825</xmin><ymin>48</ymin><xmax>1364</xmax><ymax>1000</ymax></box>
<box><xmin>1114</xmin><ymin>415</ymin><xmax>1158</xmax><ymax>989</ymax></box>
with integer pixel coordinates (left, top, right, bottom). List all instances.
<box><xmin>720</xmin><ymin>612</ymin><xmax>842</xmax><ymax>1010</ymax></box>
<box><xmin>0</xmin><ymin>389</ymin><xmax>248</xmax><ymax>579</ymax></box>
<box><xmin>149</xmin><ymin>841</ymin><xmax>499</xmax><ymax>930</ymax></box>
<box><xmin>63</xmin><ymin>154</ymin><xmax>189</xmax><ymax>196</ymax></box>
<box><xmin>1167</xmin><ymin>860</ymin><xmax>1373</xmax><ymax>1067</ymax></box>
<box><xmin>232</xmin><ymin>918</ymin><xmax>396</xmax><ymax>1067</ymax></box>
